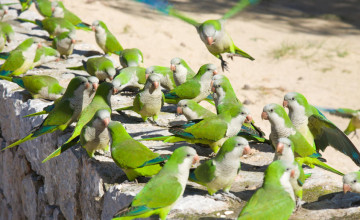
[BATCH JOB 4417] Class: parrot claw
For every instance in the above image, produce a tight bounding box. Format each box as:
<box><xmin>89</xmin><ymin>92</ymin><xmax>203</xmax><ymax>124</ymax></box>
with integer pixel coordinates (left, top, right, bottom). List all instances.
<box><xmin>222</xmin><ymin>192</ymin><xmax>242</xmax><ymax>203</ymax></box>
<box><xmin>206</xmin><ymin>193</ymin><xmax>227</xmax><ymax>202</ymax></box>
<box><xmin>295</xmin><ymin>198</ymin><xmax>305</xmax><ymax>210</ymax></box>
<box><xmin>219</xmin><ymin>56</ymin><xmax>229</xmax><ymax>72</ymax></box>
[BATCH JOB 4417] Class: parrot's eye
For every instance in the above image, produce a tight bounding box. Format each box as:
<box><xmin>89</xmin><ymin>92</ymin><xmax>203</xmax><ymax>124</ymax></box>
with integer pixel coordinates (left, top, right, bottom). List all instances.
<box><xmin>186</xmin><ymin>153</ymin><xmax>191</xmax><ymax>157</ymax></box>
<box><xmin>184</xmin><ymin>104</ymin><xmax>187</xmax><ymax>107</ymax></box>
<box><xmin>177</xmin><ymin>63</ymin><xmax>180</xmax><ymax>65</ymax></box>
<box><xmin>292</xmin><ymin>98</ymin><xmax>295</xmax><ymax>100</ymax></box>
<box><xmin>353</xmin><ymin>180</ymin><xmax>357</xmax><ymax>183</ymax></box>
<box><xmin>270</xmin><ymin>109</ymin><xmax>274</xmax><ymax>113</ymax></box>
<box><xmin>286</xmin><ymin>168</ymin><xmax>290</xmax><ymax>171</ymax></box>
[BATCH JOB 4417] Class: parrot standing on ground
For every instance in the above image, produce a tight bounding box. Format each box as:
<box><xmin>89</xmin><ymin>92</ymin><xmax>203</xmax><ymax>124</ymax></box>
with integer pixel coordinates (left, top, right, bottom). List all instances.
<box><xmin>108</xmin><ymin>121</ymin><xmax>170</xmax><ymax>181</ymax></box>
<box><xmin>112</xmin><ymin>146</ymin><xmax>199</xmax><ymax>220</ymax></box>
<box><xmin>176</xmin><ymin>99</ymin><xmax>216</xmax><ymax>121</ymax></box>
<box><xmin>170</xmin><ymin>57</ymin><xmax>195</xmax><ymax>86</ymax></box>
<box><xmin>92</xmin><ymin>20</ymin><xmax>123</xmax><ymax>55</ymax></box>
<box><xmin>145</xmin><ymin>65</ymin><xmax>176</xmax><ymax>91</ymax></box>
<box><xmin>113</xmin><ymin>66</ymin><xmax>146</xmax><ymax>92</ymax></box>
<box><xmin>51</xmin><ymin>1</ymin><xmax>91</xmax><ymax>30</ymax></box>
<box><xmin>119</xmin><ymin>48</ymin><xmax>143</xmax><ymax>68</ymax></box>
<box><xmin>31</xmin><ymin>46</ymin><xmax>60</xmax><ymax>68</ymax></box>
<box><xmin>343</xmin><ymin>171</ymin><xmax>360</xmax><ymax>193</ymax></box>
<box><xmin>52</xmin><ymin>31</ymin><xmax>76</xmax><ymax>58</ymax></box>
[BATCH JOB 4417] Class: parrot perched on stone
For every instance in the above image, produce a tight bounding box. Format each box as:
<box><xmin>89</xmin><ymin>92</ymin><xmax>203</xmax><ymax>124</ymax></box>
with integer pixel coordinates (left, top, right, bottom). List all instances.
<box><xmin>316</xmin><ymin>107</ymin><xmax>360</xmax><ymax>137</ymax></box>
<box><xmin>42</xmin><ymin>81</ymin><xmax>116</xmax><ymax>162</ymax></box>
<box><xmin>52</xmin><ymin>31</ymin><xmax>76</xmax><ymax>58</ymax></box>
<box><xmin>116</xmin><ymin>74</ymin><xmax>163</xmax><ymax>122</ymax></box>
<box><xmin>19</xmin><ymin>0</ymin><xmax>32</xmax><ymax>11</ymax></box>
<box><xmin>0</xmin><ymin>38</ymin><xmax>39</xmax><ymax>76</ymax></box>
<box><xmin>119</xmin><ymin>48</ymin><xmax>143</xmax><ymax>68</ymax></box>
<box><xmin>24</xmin><ymin>76</ymin><xmax>99</xmax><ymax>118</ymax></box>
<box><xmin>170</xmin><ymin>57</ymin><xmax>195</xmax><ymax>86</ymax></box>
<box><xmin>164</xmin><ymin>63</ymin><xmax>217</xmax><ymax>104</ymax></box>
<box><xmin>136</xmin><ymin>0</ymin><xmax>257</xmax><ymax>71</ymax></box>
<box><xmin>113</xmin><ymin>66</ymin><xmax>146</xmax><ymax>92</ymax></box>
<box><xmin>176</xmin><ymin>99</ymin><xmax>215</xmax><ymax>121</ymax></box>
<box><xmin>0</xmin><ymin>74</ymin><xmax>64</xmax><ymax>100</ymax></box>
<box><xmin>34</xmin><ymin>0</ymin><xmax>52</xmax><ymax>17</ymax></box>
<box><xmin>80</xmin><ymin>109</ymin><xmax>111</xmax><ymax>157</ymax></box>
<box><xmin>274</xmin><ymin>137</ymin><xmax>307</xmax><ymax>206</ymax></box>
<box><xmin>92</xmin><ymin>20</ymin><xmax>123</xmax><ymax>55</ymax></box>
<box><xmin>189</xmin><ymin>136</ymin><xmax>250</xmax><ymax>195</ymax></box>
<box><xmin>113</xmin><ymin>146</ymin><xmax>199</xmax><ymax>220</ymax></box>
<box><xmin>108</xmin><ymin>121</ymin><xmax>170</xmax><ymax>181</ymax></box>
<box><xmin>31</xmin><ymin>46</ymin><xmax>60</xmax><ymax>68</ymax></box>
<box><xmin>68</xmin><ymin>56</ymin><xmax>116</xmax><ymax>81</ymax></box>
<box><xmin>142</xmin><ymin>105</ymin><xmax>251</xmax><ymax>153</ymax></box>
<box><xmin>283</xmin><ymin>92</ymin><xmax>360</xmax><ymax>166</ymax></box>
<box><xmin>51</xmin><ymin>1</ymin><xmax>91</xmax><ymax>31</ymax></box>
<box><xmin>18</xmin><ymin>17</ymin><xmax>76</xmax><ymax>38</ymax></box>
<box><xmin>2</xmin><ymin>76</ymin><xmax>90</xmax><ymax>151</ymax></box>
<box><xmin>237</xmin><ymin>160</ymin><xmax>296</xmax><ymax>220</ymax></box>
<box><xmin>262</xmin><ymin>103</ymin><xmax>344</xmax><ymax>176</ymax></box>
<box><xmin>343</xmin><ymin>171</ymin><xmax>360</xmax><ymax>193</ymax></box>
<box><xmin>145</xmin><ymin>65</ymin><xmax>176</xmax><ymax>91</ymax></box>
<box><xmin>0</xmin><ymin>21</ymin><xmax>15</xmax><ymax>43</ymax></box>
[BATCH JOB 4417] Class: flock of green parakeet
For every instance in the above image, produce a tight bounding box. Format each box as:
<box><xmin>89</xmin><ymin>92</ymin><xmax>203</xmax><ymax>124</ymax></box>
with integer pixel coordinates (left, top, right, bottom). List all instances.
<box><xmin>0</xmin><ymin>0</ymin><xmax>360</xmax><ymax>219</ymax></box>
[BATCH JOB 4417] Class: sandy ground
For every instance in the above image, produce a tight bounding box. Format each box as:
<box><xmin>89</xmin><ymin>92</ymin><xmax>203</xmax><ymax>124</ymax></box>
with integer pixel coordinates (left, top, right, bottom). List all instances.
<box><xmin>48</xmin><ymin>0</ymin><xmax>360</xmax><ymax>173</ymax></box>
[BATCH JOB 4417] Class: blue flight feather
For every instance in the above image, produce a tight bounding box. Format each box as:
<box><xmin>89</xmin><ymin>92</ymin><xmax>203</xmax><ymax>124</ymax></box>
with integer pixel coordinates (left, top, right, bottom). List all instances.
<box><xmin>137</xmin><ymin>154</ymin><xmax>170</xmax><ymax>168</ymax></box>
<box><xmin>33</xmin><ymin>125</ymin><xmax>57</xmax><ymax>137</ymax></box>
<box><xmin>0</xmin><ymin>70</ymin><xmax>12</xmax><ymax>76</ymax></box>
<box><xmin>11</xmin><ymin>78</ymin><xmax>25</xmax><ymax>89</ymax></box>
<box><xmin>134</xmin><ymin>0</ymin><xmax>172</xmax><ymax>14</ymax></box>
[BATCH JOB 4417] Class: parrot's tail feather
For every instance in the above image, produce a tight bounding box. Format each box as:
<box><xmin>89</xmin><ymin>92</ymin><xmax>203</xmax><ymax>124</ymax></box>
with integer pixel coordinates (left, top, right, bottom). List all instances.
<box><xmin>303</xmin><ymin>157</ymin><xmax>344</xmax><ymax>176</ymax></box>
<box><xmin>11</xmin><ymin>77</ymin><xmax>25</xmax><ymax>88</ymax></box>
<box><xmin>116</xmin><ymin>106</ymin><xmax>134</xmax><ymax>112</ymax></box>
<box><xmin>137</xmin><ymin>154</ymin><xmax>170</xmax><ymax>168</ymax></box>
<box><xmin>133</xmin><ymin>0</ymin><xmax>173</xmax><ymax>15</ymax></box>
<box><xmin>234</xmin><ymin>46</ymin><xmax>255</xmax><ymax>61</ymax></box>
<box><xmin>237</xmin><ymin>132</ymin><xmax>270</xmax><ymax>144</ymax></box>
<box><xmin>67</xmin><ymin>65</ymin><xmax>85</xmax><ymax>70</ymax></box>
<box><xmin>138</xmin><ymin>135</ymin><xmax>172</xmax><ymax>141</ymax></box>
<box><xmin>0</xmin><ymin>52</ymin><xmax>10</xmax><ymax>59</ymax></box>
<box><xmin>164</xmin><ymin>92</ymin><xmax>179</xmax><ymax>99</ymax></box>
<box><xmin>0</xmin><ymin>70</ymin><xmax>12</xmax><ymax>76</ymax></box>
<box><xmin>114</xmin><ymin>205</ymin><xmax>153</xmax><ymax>218</ymax></box>
<box><xmin>221</xmin><ymin>0</ymin><xmax>260</xmax><ymax>20</ymax></box>
<box><xmin>42</xmin><ymin>137</ymin><xmax>80</xmax><ymax>163</ymax></box>
<box><xmin>24</xmin><ymin>110</ymin><xmax>48</xmax><ymax>118</ymax></box>
<box><xmin>15</xmin><ymin>18</ymin><xmax>37</xmax><ymax>24</ymax></box>
<box><xmin>2</xmin><ymin>133</ymin><xmax>34</xmax><ymax>151</ymax></box>
<box><xmin>169</xmin><ymin>127</ymin><xmax>194</xmax><ymax>139</ymax></box>
<box><xmin>0</xmin><ymin>75</ymin><xmax>12</xmax><ymax>81</ymax></box>
<box><xmin>75</xmin><ymin>23</ymin><xmax>91</xmax><ymax>31</ymax></box>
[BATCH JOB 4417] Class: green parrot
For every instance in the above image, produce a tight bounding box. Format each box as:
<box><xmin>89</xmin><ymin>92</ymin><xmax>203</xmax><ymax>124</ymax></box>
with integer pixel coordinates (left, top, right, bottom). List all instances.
<box><xmin>237</xmin><ymin>160</ymin><xmax>296</xmax><ymax>220</ymax></box>
<box><xmin>68</xmin><ymin>56</ymin><xmax>116</xmax><ymax>81</ymax></box>
<box><xmin>80</xmin><ymin>109</ymin><xmax>111</xmax><ymax>157</ymax></box>
<box><xmin>145</xmin><ymin>65</ymin><xmax>176</xmax><ymax>91</ymax></box>
<box><xmin>113</xmin><ymin>66</ymin><xmax>146</xmax><ymax>92</ymax></box>
<box><xmin>283</xmin><ymin>92</ymin><xmax>360</xmax><ymax>166</ymax></box>
<box><xmin>316</xmin><ymin>107</ymin><xmax>360</xmax><ymax>137</ymax></box>
<box><xmin>18</xmin><ymin>17</ymin><xmax>76</xmax><ymax>38</ymax></box>
<box><xmin>34</xmin><ymin>0</ymin><xmax>52</xmax><ymax>17</ymax></box>
<box><xmin>189</xmin><ymin>136</ymin><xmax>250</xmax><ymax>195</ymax></box>
<box><xmin>2</xmin><ymin>76</ymin><xmax>90</xmax><ymax>151</ymax></box>
<box><xmin>19</xmin><ymin>0</ymin><xmax>32</xmax><ymax>11</ymax></box>
<box><xmin>52</xmin><ymin>31</ymin><xmax>76</xmax><ymax>58</ymax></box>
<box><xmin>32</xmin><ymin>45</ymin><xmax>60</xmax><ymax>68</ymax></box>
<box><xmin>176</xmin><ymin>99</ymin><xmax>216</xmax><ymax>121</ymax></box>
<box><xmin>92</xmin><ymin>20</ymin><xmax>123</xmax><ymax>55</ymax></box>
<box><xmin>0</xmin><ymin>5</ymin><xmax>8</xmax><ymax>20</ymax></box>
<box><xmin>116</xmin><ymin>74</ymin><xmax>163</xmax><ymax>122</ymax></box>
<box><xmin>343</xmin><ymin>171</ymin><xmax>360</xmax><ymax>193</ymax></box>
<box><xmin>51</xmin><ymin>1</ymin><xmax>91</xmax><ymax>30</ymax></box>
<box><xmin>164</xmin><ymin>63</ymin><xmax>217</xmax><ymax>104</ymax></box>
<box><xmin>108</xmin><ymin>121</ymin><xmax>170</xmax><ymax>181</ymax></box>
<box><xmin>42</xmin><ymin>81</ymin><xmax>116</xmax><ymax>162</ymax></box>
<box><xmin>0</xmin><ymin>21</ymin><xmax>15</xmax><ymax>43</ymax></box>
<box><xmin>0</xmin><ymin>74</ymin><xmax>64</xmax><ymax>100</ymax></box>
<box><xmin>24</xmin><ymin>76</ymin><xmax>99</xmax><ymax>118</ymax></box>
<box><xmin>138</xmin><ymin>0</ymin><xmax>257</xmax><ymax>71</ymax></box>
<box><xmin>113</xmin><ymin>146</ymin><xmax>199</xmax><ymax>220</ymax></box>
<box><xmin>142</xmin><ymin>105</ymin><xmax>251</xmax><ymax>153</ymax></box>
<box><xmin>262</xmin><ymin>103</ymin><xmax>344</xmax><ymax>176</ymax></box>
<box><xmin>170</xmin><ymin>57</ymin><xmax>195</xmax><ymax>86</ymax></box>
<box><xmin>0</xmin><ymin>38</ymin><xmax>39</xmax><ymax>76</ymax></box>
<box><xmin>119</xmin><ymin>48</ymin><xmax>143</xmax><ymax>68</ymax></box>
<box><xmin>275</xmin><ymin>137</ymin><xmax>307</xmax><ymax>206</ymax></box>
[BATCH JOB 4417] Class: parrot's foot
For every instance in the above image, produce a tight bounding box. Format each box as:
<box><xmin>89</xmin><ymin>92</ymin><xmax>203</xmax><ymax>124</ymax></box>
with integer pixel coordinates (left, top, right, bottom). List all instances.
<box><xmin>205</xmin><ymin>193</ymin><xmax>227</xmax><ymax>202</ymax></box>
<box><xmin>219</xmin><ymin>57</ymin><xmax>229</xmax><ymax>72</ymax></box>
<box><xmin>222</xmin><ymin>192</ymin><xmax>242</xmax><ymax>203</ymax></box>
<box><xmin>208</xmin><ymin>152</ymin><xmax>217</xmax><ymax>157</ymax></box>
<box><xmin>227</xmin><ymin>53</ymin><xmax>242</xmax><ymax>60</ymax></box>
<box><xmin>295</xmin><ymin>198</ymin><xmax>305</xmax><ymax>210</ymax></box>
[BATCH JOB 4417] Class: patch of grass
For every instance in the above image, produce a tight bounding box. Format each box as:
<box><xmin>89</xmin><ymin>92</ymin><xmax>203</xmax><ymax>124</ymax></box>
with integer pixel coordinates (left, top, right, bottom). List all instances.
<box><xmin>319</xmin><ymin>66</ymin><xmax>334</xmax><ymax>73</ymax></box>
<box><xmin>270</xmin><ymin>42</ymin><xmax>299</xmax><ymax>59</ymax></box>
<box><xmin>336</xmin><ymin>50</ymin><xmax>349</xmax><ymax>58</ymax></box>
<box><xmin>122</xmin><ymin>24</ymin><xmax>131</xmax><ymax>34</ymax></box>
<box><xmin>303</xmin><ymin>185</ymin><xmax>338</xmax><ymax>203</ymax></box>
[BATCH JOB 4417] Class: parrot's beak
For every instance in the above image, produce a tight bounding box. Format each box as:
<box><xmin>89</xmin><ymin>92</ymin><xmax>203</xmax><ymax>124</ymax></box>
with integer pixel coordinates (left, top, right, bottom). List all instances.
<box><xmin>153</xmin><ymin>81</ymin><xmax>159</xmax><ymax>89</ymax></box>
<box><xmin>103</xmin><ymin>118</ymin><xmax>110</xmax><ymax>127</ymax></box>
<box><xmin>170</xmin><ymin>64</ymin><xmax>176</xmax><ymax>72</ymax></box>
<box><xmin>213</xmin><ymin>70</ymin><xmax>218</xmax><ymax>75</ymax></box>
<box><xmin>283</xmin><ymin>100</ymin><xmax>288</xmax><ymax>108</ymax></box>
<box><xmin>145</xmin><ymin>74</ymin><xmax>149</xmax><ymax>80</ymax></box>
<box><xmin>192</xmin><ymin>154</ymin><xmax>200</xmax><ymax>165</ymax></box>
<box><xmin>245</xmin><ymin>115</ymin><xmax>253</xmax><ymax>124</ymax></box>
<box><xmin>290</xmin><ymin>169</ymin><xmax>296</xmax><ymax>178</ymax></box>
<box><xmin>37</xmin><ymin>43</ymin><xmax>42</xmax><ymax>49</ymax></box>
<box><xmin>51</xmin><ymin>7</ymin><xmax>55</xmax><ymax>12</ymax></box>
<box><xmin>92</xmin><ymin>83</ymin><xmax>98</xmax><ymax>91</ymax></box>
<box><xmin>113</xmin><ymin>88</ymin><xmax>118</xmax><ymax>95</ymax></box>
<box><xmin>4</xmin><ymin>9</ymin><xmax>7</xmax><ymax>15</ymax></box>
<box><xmin>71</xmin><ymin>39</ymin><xmax>76</xmax><ymax>44</ymax></box>
<box><xmin>85</xmin><ymin>82</ymin><xmax>90</xmax><ymax>89</ymax></box>
<box><xmin>276</xmin><ymin>143</ymin><xmax>284</xmax><ymax>154</ymax></box>
<box><xmin>211</xmin><ymin>81</ymin><xmax>216</xmax><ymax>93</ymax></box>
<box><xmin>109</xmin><ymin>76</ymin><xmax>114</xmax><ymax>81</ymax></box>
<box><xmin>91</xmin><ymin>26</ymin><xmax>96</xmax><ymax>32</ymax></box>
<box><xmin>243</xmin><ymin>145</ymin><xmax>251</xmax><ymax>155</ymax></box>
<box><xmin>206</xmin><ymin>36</ymin><xmax>213</xmax><ymax>45</ymax></box>
<box><xmin>176</xmin><ymin>106</ymin><xmax>183</xmax><ymax>115</ymax></box>
<box><xmin>261</xmin><ymin>112</ymin><xmax>268</xmax><ymax>120</ymax></box>
<box><xmin>343</xmin><ymin>184</ymin><xmax>351</xmax><ymax>194</ymax></box>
